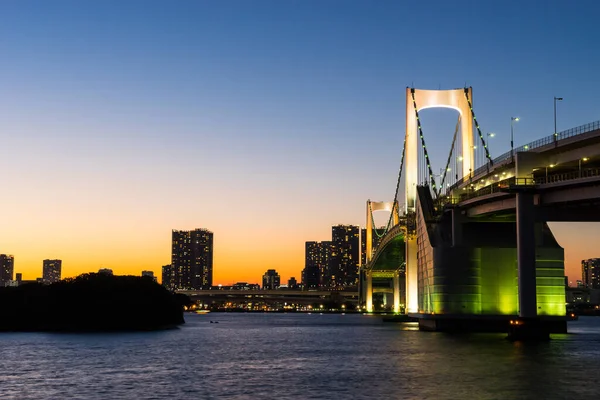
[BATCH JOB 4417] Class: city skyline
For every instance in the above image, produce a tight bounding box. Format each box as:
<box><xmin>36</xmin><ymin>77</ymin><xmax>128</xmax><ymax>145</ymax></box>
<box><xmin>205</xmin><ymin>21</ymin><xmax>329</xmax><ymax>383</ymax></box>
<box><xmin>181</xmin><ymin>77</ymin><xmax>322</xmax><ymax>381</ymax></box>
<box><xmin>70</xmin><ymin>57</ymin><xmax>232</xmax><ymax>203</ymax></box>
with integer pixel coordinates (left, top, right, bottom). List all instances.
<box><xmin>2</xmin><ymin>1</ymin><xmax>600</xmax><ymax>284</ymax></box>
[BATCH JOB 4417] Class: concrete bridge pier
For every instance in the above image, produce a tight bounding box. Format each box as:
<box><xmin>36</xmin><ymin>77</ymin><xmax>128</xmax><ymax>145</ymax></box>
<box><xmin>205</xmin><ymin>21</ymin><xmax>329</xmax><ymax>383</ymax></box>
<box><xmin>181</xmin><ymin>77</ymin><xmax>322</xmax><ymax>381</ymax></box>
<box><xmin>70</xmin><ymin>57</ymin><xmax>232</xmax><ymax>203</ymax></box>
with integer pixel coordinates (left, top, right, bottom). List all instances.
<box><xmin>511</xmin><ymin>190</ymin><xmax>550</xmax><ymax>340</ymax></box>
<box><xmin>365</xmin><ymin>271</ymin><xmax>373</xmax><ymax>312</ymax></box>
<box><xmin>516</xmin><ymin>191</ymin><xmax>537</xmax><ymax>318</ymax></box>
<box><xmin>393</xmin><ymin>271</ymin><xmax>401</xmax><ymax>313</ymax></box>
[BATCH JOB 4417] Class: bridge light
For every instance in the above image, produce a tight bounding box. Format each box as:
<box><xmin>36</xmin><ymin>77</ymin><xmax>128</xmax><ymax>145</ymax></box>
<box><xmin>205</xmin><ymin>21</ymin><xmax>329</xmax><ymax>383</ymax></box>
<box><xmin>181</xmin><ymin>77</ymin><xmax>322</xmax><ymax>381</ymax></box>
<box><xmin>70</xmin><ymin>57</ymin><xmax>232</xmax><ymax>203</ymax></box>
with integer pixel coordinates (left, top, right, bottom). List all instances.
<box><xmin>550</xmin><ymin>164</ymin><xmax>555</xmax><ymax>168</ymax></box>
<box><xmin>524</xmin><ymin>145</ymin><xmax>529</xmax><ymax>150</ymax></box>
<box><xmin>583</xmin><ymin>157</ymin><xmax>589</xmax><ymax>161</ymax></box>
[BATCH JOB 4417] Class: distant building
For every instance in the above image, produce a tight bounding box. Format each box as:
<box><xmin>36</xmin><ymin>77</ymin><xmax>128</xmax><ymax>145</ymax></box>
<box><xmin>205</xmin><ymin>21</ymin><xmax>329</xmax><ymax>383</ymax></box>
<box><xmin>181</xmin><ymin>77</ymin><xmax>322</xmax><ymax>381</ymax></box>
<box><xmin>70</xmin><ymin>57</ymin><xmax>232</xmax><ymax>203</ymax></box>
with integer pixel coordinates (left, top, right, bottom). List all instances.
<box><xmin>43</xmin><ymin>259</ymin><xmax>62</xmax><ymax>284</ymax></box>
<box><xmin>582</xmin><ymin>258</ymin><xmax>600</xmax><ymax>289</ymax></box>
<box><xmin>232</xmin><ymin>282</ymin><xmax>260</xmax><ymax>290</ymax></box>
<box><xmin>141</xmin><ymin>270</ymin><xmax>156</xmax><ymax>281</ymax></box>
<box><xmin>262</xmin><ymin>269</ymin><xmax>280</xmax><ymax>290</ymax></box>
<box><xmin>0</xmin><ymin>254</ymin><xmax>14</xmax><ymax>287</ymax></box>
<box><xmin>16</xmin><ymin>273</ymin><xmax>22</xmax><ymax>285</ymax></box>
<box><xmin>288</xmin><ymin>277</ymin><xmax>298</xmax><ymax>289</ymax></box>
<box><xmin>331</xmin><ymin>225</ymin><xmax>360</xmax><ymax>288</ymax></box>
<box><xmin>98</xmin><ymin>268</ymin><xmax>113</xmax><ymax>275</ymax></box>
<box><xmin>162</xmin><ymin>264</ymin><xmax>174</xmax><ymax>290</ymax></box>
<box><xmin>172</xmin><ymin>229</ymin><xmax>214</xmax><ymax>290</ymax></box>
<box><xmin>577</xmin><ymin>280</ymin><xmax>584</xmax><ymax>289</ymax></box>
<box><xmin>303</xmin><ymin>242</ymin><xmax>322</xmax><ymax>290</ymax></box>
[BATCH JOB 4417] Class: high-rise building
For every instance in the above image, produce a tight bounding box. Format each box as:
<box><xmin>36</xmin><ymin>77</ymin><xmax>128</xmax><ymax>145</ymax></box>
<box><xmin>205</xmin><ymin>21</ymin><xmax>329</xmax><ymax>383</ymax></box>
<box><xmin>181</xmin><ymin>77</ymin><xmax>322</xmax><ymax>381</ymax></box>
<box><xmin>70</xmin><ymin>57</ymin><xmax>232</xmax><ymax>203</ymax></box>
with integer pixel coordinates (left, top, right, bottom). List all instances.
<box><xmin>42</xmin><ymin>259</ymin><xmax>62</xmax><ymax>284</ymax></box>
<box><xmin>303</xmin><ymin>241</ymin><xmax>322</xmax><ymax>290</ymax></box>
<box><xmin>303</xmin><ymin>241</ymin><xmax>335</xmax><ymax>289</ymax></box>
<box><xmin>331</xmin><ymin>225</ymin><xmax>360</xmax><ymax>288</ymax></box>
<box><xmin>162</xmin><ymin>264</ymin><xmax>174</xmax><ymax>289</ymax></box>
<box><xmin>172</xmin><ymin>229</ymin><xmax>213</xmax><ymax>290</ymax></box>
<box><xmin>262</xmin><ymin>269</ymin><xmax>280</xmax><ymax>290</ymax></box>
<box><xmin>0</xmin><ymin>254</ymin><xmax>14</xmax><ymax>287</ymax></box>
<box><xmin>582</xmin><ymin>258</ymin><xmax>600</xmax><ymax>289</ymax></box>
<box><xmin>288</xmin><ymin>277</ymin><xmax>298</xmax><ymax>289</ymax></box>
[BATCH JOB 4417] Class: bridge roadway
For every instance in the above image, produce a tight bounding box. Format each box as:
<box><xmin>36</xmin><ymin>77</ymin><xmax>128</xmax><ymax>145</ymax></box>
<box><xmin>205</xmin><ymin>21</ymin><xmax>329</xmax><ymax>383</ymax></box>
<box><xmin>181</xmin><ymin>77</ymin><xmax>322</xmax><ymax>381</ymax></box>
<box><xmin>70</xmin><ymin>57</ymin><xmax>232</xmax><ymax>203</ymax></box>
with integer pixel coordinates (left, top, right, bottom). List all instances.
<box><xmin>178</xmin><ymin>289</ymin><xmax>359</xmax><ymax>303</ymax></box>
<box><xmin>450</xmin><ymin>120</ymin><xmax>600</xmax><ymax>199</ymax></box>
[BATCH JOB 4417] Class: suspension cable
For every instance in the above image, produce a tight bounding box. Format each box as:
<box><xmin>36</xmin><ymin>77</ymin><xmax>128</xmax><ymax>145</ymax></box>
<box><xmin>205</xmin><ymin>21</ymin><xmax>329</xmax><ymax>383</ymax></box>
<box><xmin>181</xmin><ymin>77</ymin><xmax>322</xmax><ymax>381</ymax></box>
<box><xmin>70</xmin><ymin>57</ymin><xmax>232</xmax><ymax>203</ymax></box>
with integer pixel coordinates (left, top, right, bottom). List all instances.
<box><xmin>464</xmin><ymin>88</ymin><xmax>493</xmax><ymax>166</ymax></box>
<box><xmin>438</xmin><ymin>114</ymin><xmax>461</xmax><ymax>197</ymax></box>
<box><xmin>410</xmin><ymin>88</ymin><xmax>437</xmax><ymax>194</ymax></box>
<box><xmin>370</xmin><ymin>138</ymin><xmax>405</xmax><ymax>239</ymax></box>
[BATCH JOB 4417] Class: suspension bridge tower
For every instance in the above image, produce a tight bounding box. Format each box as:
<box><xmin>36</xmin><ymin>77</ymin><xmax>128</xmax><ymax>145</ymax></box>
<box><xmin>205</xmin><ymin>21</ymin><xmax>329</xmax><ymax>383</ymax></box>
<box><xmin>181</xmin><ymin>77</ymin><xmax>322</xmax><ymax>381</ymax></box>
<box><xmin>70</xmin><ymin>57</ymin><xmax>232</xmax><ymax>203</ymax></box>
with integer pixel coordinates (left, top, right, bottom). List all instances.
<box><xmin>360</xmin><ymin>200</ymin><xmax>402</xmax><ymax>313</ymax></box>
<box><xmin>404</xmin><ymin>87</ymin><xmax>476</xmax><ymax>313</ymax></box>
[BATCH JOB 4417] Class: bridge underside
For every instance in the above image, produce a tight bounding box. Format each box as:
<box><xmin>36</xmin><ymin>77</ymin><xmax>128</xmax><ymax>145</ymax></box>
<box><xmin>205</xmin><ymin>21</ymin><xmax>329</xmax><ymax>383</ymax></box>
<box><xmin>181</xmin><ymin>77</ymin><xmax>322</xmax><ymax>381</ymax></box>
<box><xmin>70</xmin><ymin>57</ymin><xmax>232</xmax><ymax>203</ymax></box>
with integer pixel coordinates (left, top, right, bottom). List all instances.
<box><xmin>408</xmin><ymin>185</ymin><xmax>567</xmax><ymax>333</ymax></box>
<box><xmin>361</xmin><ymin>234</ymin><xmax>405</xmax><ymax>312</ymax></box>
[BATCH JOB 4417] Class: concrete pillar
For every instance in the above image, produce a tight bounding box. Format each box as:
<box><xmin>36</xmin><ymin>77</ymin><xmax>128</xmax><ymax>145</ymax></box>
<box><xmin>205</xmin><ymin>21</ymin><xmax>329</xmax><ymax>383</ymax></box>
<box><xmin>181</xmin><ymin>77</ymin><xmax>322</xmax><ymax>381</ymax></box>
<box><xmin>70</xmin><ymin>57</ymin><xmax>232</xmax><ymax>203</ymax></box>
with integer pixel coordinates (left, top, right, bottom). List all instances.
<box><xmin>358</xmin><ymin>269</ymin><xmax>364</xmax><ymax>307</ymax></box>
<box><xmin>393</xmin><ymin>271</ymin><xmax>401</xmax><ymax>313</ymax></box>
<box><xmin>366</xmin><ymin>271</ymin><xmax>373</xmax><ymax>312</ymax></box>
<box><xmin>406</xmin><ymin>238</ymin><xmax>418</xmax><ymax>313</ymax></box>
<box><xmin>516</xmin><ymin>192</ymin><xmax>537</xmax><ymax>318</ymax></box>
<box><xmin>451</xmin><ymin>209</ymin><xmax>463</xmax><ymax>247</ymax></box>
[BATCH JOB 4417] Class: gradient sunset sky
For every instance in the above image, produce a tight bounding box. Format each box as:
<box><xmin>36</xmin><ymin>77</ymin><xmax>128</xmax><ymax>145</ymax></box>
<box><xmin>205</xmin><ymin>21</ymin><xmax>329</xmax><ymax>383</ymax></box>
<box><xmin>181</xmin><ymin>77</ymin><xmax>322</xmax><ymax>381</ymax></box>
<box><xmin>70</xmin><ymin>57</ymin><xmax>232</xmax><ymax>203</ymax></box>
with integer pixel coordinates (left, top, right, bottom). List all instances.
<box><xmin>1</xmin><ymin>0</ymin><xmax>599</xmax><ymax>284</ymax></box>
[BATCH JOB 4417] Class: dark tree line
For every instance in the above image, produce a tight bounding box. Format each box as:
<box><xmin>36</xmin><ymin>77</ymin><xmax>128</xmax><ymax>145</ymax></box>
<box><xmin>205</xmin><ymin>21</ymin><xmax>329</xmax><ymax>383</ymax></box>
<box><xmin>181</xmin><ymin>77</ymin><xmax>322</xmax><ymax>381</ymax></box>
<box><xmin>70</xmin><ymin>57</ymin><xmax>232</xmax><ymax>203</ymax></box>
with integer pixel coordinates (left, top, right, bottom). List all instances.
<box><xmin>0</xmin><ymin>273</ymin><xmax>186</xmax><ymax>332</ymax></box>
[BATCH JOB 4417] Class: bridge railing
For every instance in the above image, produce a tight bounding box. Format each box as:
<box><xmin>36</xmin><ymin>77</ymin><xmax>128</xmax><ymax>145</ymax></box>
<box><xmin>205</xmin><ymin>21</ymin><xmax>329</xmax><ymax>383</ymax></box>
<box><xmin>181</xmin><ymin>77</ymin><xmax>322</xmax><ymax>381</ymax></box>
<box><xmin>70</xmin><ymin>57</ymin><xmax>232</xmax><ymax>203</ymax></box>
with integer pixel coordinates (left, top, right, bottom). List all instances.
<box><xmin>450</xmin><ymin>119</ymin><xmax>600</xmax><ymax>191</ymax></box>
<box><xmin>535</xmin><ymin>167</ymin><xmax>600</xmax><ymax>185</ymax></box>
<box><xmin>451</xmin><ymin>167</ymin><xmax>600</xmax><ymax>203</ymax></box>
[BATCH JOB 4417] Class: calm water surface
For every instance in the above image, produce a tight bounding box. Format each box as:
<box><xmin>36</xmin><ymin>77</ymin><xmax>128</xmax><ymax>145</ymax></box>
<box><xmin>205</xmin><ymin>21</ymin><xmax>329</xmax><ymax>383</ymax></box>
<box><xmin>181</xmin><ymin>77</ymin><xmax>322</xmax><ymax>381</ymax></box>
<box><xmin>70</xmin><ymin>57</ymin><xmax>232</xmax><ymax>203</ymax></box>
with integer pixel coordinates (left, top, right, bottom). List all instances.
<box><xmin>1</xmin><ymin>313</ymin><xmax>599</xmax><ymax>399</ymax></box>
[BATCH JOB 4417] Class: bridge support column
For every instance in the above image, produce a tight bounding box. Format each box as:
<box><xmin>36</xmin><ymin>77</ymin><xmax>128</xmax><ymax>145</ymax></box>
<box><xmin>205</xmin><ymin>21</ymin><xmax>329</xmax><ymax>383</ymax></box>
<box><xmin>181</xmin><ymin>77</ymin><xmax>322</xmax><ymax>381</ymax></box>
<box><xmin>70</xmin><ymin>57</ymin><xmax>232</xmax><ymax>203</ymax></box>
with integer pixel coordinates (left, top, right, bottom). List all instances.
<box><xmin>406</xmin><ymin>238</ymin><xmax>418</xmax><ymax>313</ymax></box>
<box><xmin>366</xmin><ymin>271</ymin><xmax>373</xmax><ymax>312</ymax></box>
<box><xmin>451</xmin><ymin>209</ymin><xmax>463</xmax><ymax>247</ymax></box>
<box><xmin>516</xmin><ymin>191</ymin><xmax>537</xmax><ymax>318</ymax></box>
<box><xmin>393</xmin><ymin>271</ymin><xmax>401</xmax><ymax>313</ymax></box>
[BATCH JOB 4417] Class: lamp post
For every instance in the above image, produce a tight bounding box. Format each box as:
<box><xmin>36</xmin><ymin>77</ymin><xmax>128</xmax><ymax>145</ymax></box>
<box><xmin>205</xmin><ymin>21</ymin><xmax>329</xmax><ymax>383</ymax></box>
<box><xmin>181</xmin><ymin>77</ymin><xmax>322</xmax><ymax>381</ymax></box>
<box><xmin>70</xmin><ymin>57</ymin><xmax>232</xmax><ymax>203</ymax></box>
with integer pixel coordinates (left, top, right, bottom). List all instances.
<box><xmin>554</xmin><ymin>97</ymin><xmax>563</xmax><ymax>144</ymax></box>
<box><xmin>455</xmin><ymin>155</ymin><xmax>463</xmax><ymax>184</ymax></box>
<box><xmin>511</xmin><ymin>117</ymin><xmax>519</xmax><ymax>161</ymax></box>
<box><xmin>579</xmin><ymin>157</ymin><xmax>589</xmax><ymax>178</ymax></box>
<box><xmin>487</xmin><ymin>132</ymin><xmax>495</xmax><ymax>162</ymax></box>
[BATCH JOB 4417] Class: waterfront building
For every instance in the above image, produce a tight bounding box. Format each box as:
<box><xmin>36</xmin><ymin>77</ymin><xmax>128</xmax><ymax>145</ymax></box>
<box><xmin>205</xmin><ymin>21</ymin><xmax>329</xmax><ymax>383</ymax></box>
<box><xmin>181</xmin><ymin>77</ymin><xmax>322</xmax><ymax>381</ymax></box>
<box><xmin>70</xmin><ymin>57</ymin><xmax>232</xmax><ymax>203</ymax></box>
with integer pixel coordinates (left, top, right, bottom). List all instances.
<box><xmin>0</xmin><ymin>254</ymin><xmax>14</xmax><ymax>287</ymax></box>
<box><xmin>262</xmin><ymin>269</ymin><xmax>280</xmax><ymax>290</ymax></box>
<box><xmin>331</xmin><ymin>225</ymin><xmax>360</xmax><ymax>288</ymax></box>
<box><xmin>288</xmin><ymin>277</ymin><xmax>298</xmax><ymax>289</ymax></box>
<box><xmin>162</xmin><ymin>264</ymin><xmax>174</xmax><ymax>289</ymax></box>
<box><xmin>303</xmin><ymin>241</ymin><xmax>322</xmax><ymax>289</ymax></box>
<box><xmin>42</xmin><ymin>259</ymin><xmax>62</xmax><ymax>284</ymax></box>
<box><xmin>582</xmin><ymin>258</ymin><xmax>600</xmax><ymax>289</ymax></box>
<box><xmin>16</xmin><ymin>273</ymin><xmax>22</xmax><ymax>285</ymax></box>
<box><xmin>171</xmin><ymin>229</ymin><xmax>213</xmax><ymax>290</ymax></box>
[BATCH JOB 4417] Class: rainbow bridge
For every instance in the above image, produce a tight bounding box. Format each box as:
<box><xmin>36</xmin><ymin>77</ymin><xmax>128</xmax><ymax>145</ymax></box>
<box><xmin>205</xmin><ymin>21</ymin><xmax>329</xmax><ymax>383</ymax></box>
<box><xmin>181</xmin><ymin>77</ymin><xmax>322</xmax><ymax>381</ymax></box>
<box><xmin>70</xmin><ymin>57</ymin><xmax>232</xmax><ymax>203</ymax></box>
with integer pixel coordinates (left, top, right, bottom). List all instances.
<box><xmin>360</xmin><ymin>87</ymin><xmax>600</xmax><ymax>336</ymax></box>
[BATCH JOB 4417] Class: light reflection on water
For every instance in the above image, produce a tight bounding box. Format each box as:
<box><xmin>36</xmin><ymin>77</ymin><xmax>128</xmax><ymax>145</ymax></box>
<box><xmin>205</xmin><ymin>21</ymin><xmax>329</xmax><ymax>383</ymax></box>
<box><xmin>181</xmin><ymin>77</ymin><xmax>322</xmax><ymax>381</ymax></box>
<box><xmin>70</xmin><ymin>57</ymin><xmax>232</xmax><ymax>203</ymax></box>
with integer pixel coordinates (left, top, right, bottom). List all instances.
<box><xmin>0</xmin><ymin>314</ymin><xmax>599</xmax><ymax>399</ymax></box>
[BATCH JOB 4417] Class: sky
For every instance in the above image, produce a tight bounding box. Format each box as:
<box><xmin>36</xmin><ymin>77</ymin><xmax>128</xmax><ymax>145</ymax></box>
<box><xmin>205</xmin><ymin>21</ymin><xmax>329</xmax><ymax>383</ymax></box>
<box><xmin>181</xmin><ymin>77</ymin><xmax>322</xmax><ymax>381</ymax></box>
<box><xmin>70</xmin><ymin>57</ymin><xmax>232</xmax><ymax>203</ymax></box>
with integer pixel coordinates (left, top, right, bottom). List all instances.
<box><xmin>0</xmin><ymin>0</ymin><xmax>599</xmax><ymax>284</ymax></box>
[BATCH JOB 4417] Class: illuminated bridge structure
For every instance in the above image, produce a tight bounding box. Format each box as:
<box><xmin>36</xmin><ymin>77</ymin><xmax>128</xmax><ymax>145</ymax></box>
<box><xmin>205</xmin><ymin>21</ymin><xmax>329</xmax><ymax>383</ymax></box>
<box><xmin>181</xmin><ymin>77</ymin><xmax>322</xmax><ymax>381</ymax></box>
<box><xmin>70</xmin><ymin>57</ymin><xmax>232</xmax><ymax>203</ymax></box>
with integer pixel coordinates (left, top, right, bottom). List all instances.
<box><xmin>360</xmin><ymin>87</ymin><xmax>600</xmax><ymax>335</ymax></box>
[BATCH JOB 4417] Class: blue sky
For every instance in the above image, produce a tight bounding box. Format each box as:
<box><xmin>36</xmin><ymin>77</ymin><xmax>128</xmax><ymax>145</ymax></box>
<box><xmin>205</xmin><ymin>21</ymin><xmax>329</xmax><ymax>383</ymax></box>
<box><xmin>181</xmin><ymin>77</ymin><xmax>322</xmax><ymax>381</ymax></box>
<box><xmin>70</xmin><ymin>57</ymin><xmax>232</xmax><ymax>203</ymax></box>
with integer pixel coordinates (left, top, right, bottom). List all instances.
<box><xmin>0</xmin><ymin>0</ymin><xmax>599</xmax><ymax>282</ymax></box>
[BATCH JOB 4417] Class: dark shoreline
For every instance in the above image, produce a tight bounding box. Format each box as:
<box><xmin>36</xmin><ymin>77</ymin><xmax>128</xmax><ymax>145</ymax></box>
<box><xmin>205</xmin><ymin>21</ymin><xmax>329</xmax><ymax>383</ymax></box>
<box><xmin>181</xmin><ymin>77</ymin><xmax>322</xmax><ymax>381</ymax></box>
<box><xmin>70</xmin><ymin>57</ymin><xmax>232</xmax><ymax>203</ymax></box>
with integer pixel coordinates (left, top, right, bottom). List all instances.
<box><xmin>0</xmin><ymin>273</ymin><xmax>185</xmax><ymax>333</ymax></box>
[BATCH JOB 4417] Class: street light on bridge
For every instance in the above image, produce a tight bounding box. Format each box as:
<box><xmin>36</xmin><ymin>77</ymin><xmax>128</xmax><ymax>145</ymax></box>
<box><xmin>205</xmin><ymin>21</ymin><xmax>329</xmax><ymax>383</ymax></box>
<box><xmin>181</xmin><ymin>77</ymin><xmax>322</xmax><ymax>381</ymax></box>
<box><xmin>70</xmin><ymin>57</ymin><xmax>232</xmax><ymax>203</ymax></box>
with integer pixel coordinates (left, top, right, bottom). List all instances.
<box><xmin>554</xmin><ymin>97</ymin><xmax>563</xmax><ymax>145</ymax></box>
<box><xmin>487</xmin><ymin>132</ymin><xmax>495</xmax><ymax>162</ymax></box>
<box><xmin>511</xmin><ymin>117</ymin><xmax>520</xmax><ymax>161</ymax></box>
